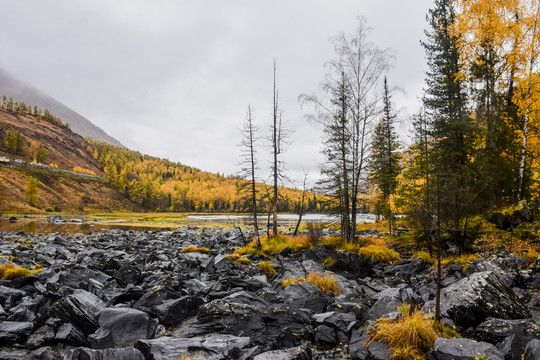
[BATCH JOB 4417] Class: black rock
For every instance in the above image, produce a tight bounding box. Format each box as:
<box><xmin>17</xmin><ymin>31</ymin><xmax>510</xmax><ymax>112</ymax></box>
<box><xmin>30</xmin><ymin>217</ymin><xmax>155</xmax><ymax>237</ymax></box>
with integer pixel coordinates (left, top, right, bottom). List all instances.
<box><xmin>253</xmin><ymin>344</ymin><xmax>312</xmax><ymax>360</ymax></box>
<box><xmin>474</xmin><ymin>317</ymin><xmax>540</xmax><ymax>346</ymax></box>
<box><xmin>428</xmin><ymin>338</ymin><xmax>504</xmax><ymax>360</ymax></box>
<box><xmin>282</xmin><ymin>282</ymin><xmax>327</xmax><ymax>313</ymax></box>
<box><xmin>55</xmin><ymin>323</ymin><xmax>89</xmax><ymax>347</ymax></box>
<box><xmin>94</xmin><ymin>307</ymin><xmax>158</xmax><ymax>348</ymax></box>
<box><xmin>0</xmin><ymin>321</ymin><xmax>34</xmax><ymax>346</ymax></box>
<box><xmin>329</xmin><ymin>251</ymin><xmax>374</xmax><ymax>279</ymax></box>
<box><xmin>440</xmin><ymin>271</ymin><xmax>530</xmax><ymax>328</ymax></box>
<box><xmin>49</xmin><ymin>289</ymin><xmax>106</xmax><ymax>335</ymax></box>
<box><xmin>66</xmin><ymin>347</ymin><xmax>145</xmax><ymax>360</ymax></box>
<box><xmin>135</xmin><ymin>334</ymin><xmax>252</xmax><ymax>360</ymax></box>
<box><xmin>524</xmin><ymin>339</ymin><xmax>540</xmax><ymax>360</ymax></box>
<box><xmin>315</xmin><ymin>325</ymin><xmax>337</xmax><ymax>346</ymax></box>
<box><xmin>112</xmin><ymin>265</ymin><xmax>141</xmax><ymax>288</ymax></box>
<box><xmin>151</xmin><ymin>295</ymin><xmax>204</xmax><ymax>328</ymax></box>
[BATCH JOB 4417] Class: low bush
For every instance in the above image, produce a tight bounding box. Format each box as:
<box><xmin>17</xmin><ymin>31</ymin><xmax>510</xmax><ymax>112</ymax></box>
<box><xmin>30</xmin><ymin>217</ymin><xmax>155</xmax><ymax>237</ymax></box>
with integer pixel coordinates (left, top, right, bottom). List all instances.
<box><xmin>258</xmin><ymin>260</ymin><xmax>277</xmax><ymax>275</ymax></box>
<box><xmin>181</xmin><ymin>246</ymin><xmax>210</xmax><ymax>254</ymax></box>
<box><xmin>281</xmin><ymin>271</ymin><xmax>340</xmax><ymax>295</ymax></box>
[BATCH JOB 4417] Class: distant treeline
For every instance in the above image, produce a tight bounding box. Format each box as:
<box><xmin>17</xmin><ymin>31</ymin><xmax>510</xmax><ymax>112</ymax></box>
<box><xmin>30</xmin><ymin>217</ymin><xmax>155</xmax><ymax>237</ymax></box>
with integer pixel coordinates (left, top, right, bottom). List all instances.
<box><xmin>0</xmin><ymin>95</ymin><xmax>69</xmax><ymax>129</ymax></box>
<box><xmin>88</xmin><ymin>140</ymin><xmax>326</xmax><ymax>213</ymax></box>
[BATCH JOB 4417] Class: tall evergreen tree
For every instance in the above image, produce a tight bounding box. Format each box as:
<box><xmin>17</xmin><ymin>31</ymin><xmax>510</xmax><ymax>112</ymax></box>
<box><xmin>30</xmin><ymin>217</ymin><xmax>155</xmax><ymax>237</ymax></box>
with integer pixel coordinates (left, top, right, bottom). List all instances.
<box><xmin>368</xmin><ymin>77</ymin><xmax>401</xmax><ymax>233</ymax></box>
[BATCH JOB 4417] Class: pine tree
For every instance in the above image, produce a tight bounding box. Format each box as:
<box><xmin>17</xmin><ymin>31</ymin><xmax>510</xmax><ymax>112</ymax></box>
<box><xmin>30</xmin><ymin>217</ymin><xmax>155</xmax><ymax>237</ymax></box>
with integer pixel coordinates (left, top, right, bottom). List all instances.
<box><xmin>368</xmin><ymin>77</ymin><xmax>401</xmax><ymax>233</ymax></box>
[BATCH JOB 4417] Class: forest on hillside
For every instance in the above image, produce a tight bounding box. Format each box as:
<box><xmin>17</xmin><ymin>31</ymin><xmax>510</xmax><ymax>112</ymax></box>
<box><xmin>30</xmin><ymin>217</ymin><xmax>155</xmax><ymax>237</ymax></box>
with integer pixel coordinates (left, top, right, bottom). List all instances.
<box><xmin>88</xmin><ymin>140</ymin><xmax>326</xmax><ymax>213</ymax></box>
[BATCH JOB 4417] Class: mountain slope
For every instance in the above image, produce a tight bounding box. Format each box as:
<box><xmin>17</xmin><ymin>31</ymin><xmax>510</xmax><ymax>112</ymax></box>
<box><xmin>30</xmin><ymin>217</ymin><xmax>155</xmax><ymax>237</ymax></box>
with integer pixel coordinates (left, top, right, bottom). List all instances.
<box><xmin>0</xmin><ymin>68</ymin><xmax>122</xmax><ymax>146</ymax></box>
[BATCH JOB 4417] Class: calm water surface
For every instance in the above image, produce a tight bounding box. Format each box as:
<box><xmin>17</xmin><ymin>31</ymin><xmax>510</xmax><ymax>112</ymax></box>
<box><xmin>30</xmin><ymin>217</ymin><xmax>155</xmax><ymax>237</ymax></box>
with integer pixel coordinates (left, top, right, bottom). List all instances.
<box><xmin>0</xmin><ymin>213</ymin><xmax>377</xmax><ymax>234</ymax></box>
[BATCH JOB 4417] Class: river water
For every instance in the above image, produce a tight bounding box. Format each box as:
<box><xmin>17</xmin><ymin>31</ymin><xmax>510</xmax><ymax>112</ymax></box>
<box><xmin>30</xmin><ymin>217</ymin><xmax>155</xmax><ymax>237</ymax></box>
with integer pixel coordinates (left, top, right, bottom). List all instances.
<box><xmin>0</xmin><ymin>213</ymin><xmax>377</xmax><ymax>234</ymax></box>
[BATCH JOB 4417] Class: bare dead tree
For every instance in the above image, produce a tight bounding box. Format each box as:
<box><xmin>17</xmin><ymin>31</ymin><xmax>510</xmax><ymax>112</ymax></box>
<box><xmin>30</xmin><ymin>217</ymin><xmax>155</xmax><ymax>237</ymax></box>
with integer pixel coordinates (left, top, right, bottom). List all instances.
<box><xmin>239</xmin><ymin>105</ymin><xmax>261</xmax><ymax>249</ymax></box>
<box><xmin>293</xmin><ymin>171</ymin><xmax>309</xmax><ymax>236</ymax></box>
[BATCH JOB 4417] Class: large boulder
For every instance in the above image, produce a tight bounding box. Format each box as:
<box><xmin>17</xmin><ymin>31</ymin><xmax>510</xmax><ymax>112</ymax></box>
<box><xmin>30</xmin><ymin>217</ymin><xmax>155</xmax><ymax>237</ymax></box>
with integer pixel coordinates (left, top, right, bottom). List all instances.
<box><xmin>440</xmin><ymin>271</ymin><xmax>530</xmax><ymax>328</ymax></box>
<box><xmin>151</xmin><ymin>295</ymin><xmax>204</xmax><ymax>328</ymax></box>
<box><xmin>464</xmin><ymin>251</ymin><xmax>528</xmax><ymax>288</ymax></box>
<box><xmin>524</xmin><ymin>339</ymin><xmax>540</xmax><ymax>360</ymax></box>
<box><xmin>49</xmin><ymin>289</ymin><xmax>106</xmax><ymax>335</ymax></box>
<box><xmin>474</xmin><ymin>317</ymin><xmax>540</xmax><ymax>346</ymax></box>
<box><xmin>135</xmin><ymin>334</ymin><xmax>252</xmax><ymax>360</ymax></box>
<box><xmin>0</xmin><ymin>321</ymin><xmax>34</xmax><ymax>345</ymax></box>
<box><xmin>328</xmin><ymin>251</ymin><xmax>374</xmax><ymax>279</ymax></box>
<box><xmin>282</xmin><ymin>282</ymin><xmax>328</xmax><ymax>314</ymax></box>
<box><xmin>428</xmin><ymin>338</ymin><xmax>504</xmax><ymax>360</ymax></box>
<box><xmin>253</xmin><ymin>344</ymin><xmax>312</xmax><ymax>360</ymax></box>
<box><xmin>93</xmin><ymin>307</ymin><xmax>158</xmax><ymax>348</ymax></box>
<box><xmin>66</xmin><ymin>347</ymin><xmax>145</xmax><ymax>360</ymax></box>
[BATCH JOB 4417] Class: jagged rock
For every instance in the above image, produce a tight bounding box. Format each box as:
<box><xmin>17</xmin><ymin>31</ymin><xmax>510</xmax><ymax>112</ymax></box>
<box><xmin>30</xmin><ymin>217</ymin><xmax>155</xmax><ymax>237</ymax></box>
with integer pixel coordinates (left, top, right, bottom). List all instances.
<box><xmin>302</xmin><ymin>245</ymin><xmax>332</xmax><ymax>263</ymax></box>
<box><xmin>94</xmin><ymin>307</ymin><xmax>158</xmax><ymax>348</ymax></box>
<box><xmin>253</xmin><ymin>344</ymin><xmax>312</xmax><ymax>360</ymax></box>
<box><xmin>0</xmin><ymin>321</ymin><xmax>34</xmax><ymax>345</ymax></box>
<box><xmin>465</xmin><ymin>251</ymin><xmax>527</xmax><ymax>287</ymax></box>
<box><xmin>313</xmin><ymin>311</ymin><xmax>356</xmax><ymax>344</ymax></box>
<box><xmin>496</xmin><ymin>335</ymin><xmax>522</xmax><ymax>360</ymax></box>
<box><xmin>49</xmin><ymin>289</ymin><xmax>106</xmax><ymax>335</ymax></box>
<box><xmin>348</xmin><ymin>328</ymin><xmax>369</xmax><ymax>359</ymax></box>
<box><xmin>135</xmin><ymin>334</ymin><xmax>252</xmax><ymax>360</ymax></box>
<box><xmin>25</xmin><ymin>325</ymin><xmax>55</xmax><ymax>349</ymax></box>
<box><xmin>133</xmin><ymin>286</ymin><xmax>180</xmax><ymax>312</ymax></box>
<box><xmin>66</xmin><ymin>347</ymin><xmax>145</xmax><ymax>360</ymax></box>
<box><xmin>440</xmin><ymin>271</ymin><xmax>530</xmax><ymax>328</ymax></box>
<box><xmin>0</xmin><ymin>348</ymin><xmax>27</xmax><ymax>359</ymax></box>
<box><xmin>112</xmin><ymin>265</ymin><xmax>141</xmax><ymax>288</ymax></box>
<box><xmin>55</xmin><ymin>323</ymin><xmax>89</xmax><ymax>347</ymax></box>
<box><xmin>428</xmin><ymin>338</ymin><xmax>504</xmax><ymax>360</ymax></box>
<box><xmin>524</xmin><ymin>339</ymin><xmax>540</xmax><ymax>360</ymax></box>
<box><xmin>25</xmin><ymin>347</ymin><xmax>60</xmax><ymax>360</ymax></box>
<box><xmin>282</xmin><ymin>282</ymin><xmax>327</xmax><ymax>313</ymax></box>
<box><xmin>151</xmin><ymin>295</ymin><xmax>204</xmax><ymax>328</ymax></box>
<box><xmin>314</xmin><ymin>325</ymin><xmax>337</xmax><ymax>346</ymax></box>
<box><xmin>474</xmin><ymin>317</ymin><xmax>540</xmax><ymax>346</ymax></box>
<box><xmin>329</xmin><ymin>251</ymin><xmax>374</xmax><ymax>279</ymax></box>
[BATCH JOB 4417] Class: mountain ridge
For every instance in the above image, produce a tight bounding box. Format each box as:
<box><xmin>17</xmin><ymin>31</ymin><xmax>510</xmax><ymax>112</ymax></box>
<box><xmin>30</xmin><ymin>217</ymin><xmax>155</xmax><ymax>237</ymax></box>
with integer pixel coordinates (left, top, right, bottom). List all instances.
<box><xmin>0</xmin><ymin>68</ymin><xmax>122</xmax><ymax>146</ymax></box>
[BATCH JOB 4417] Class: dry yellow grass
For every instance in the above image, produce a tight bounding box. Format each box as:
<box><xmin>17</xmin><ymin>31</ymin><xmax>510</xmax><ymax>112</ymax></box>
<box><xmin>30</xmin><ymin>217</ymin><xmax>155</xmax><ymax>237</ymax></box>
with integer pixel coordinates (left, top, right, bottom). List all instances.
<box><xmin>282</xmin><ymin>271</ymin><xmax>340</xmax><ymax>295</ymax></box>
<box><xmin>225</xmin><ymin>253</ymin><xmax>251</xmax><ymax>266</ymax></box>
<box><xmin>181</xmin><ymin>246</ymin><xmax>210</xmax><ymax>254</ymax></box>
<box><xmin>0</xmin><ymin>262</ymin><xmax>41</xmax><ymax>280</ymax></box>
<box><xmin>358</xmin><ymin>240</ymin><xmax>401</xmax><ymax>264</ymax></box>
<box><xmin>236</xmin><ymin>234</ymin><xmax>312</xmax><ymax>256</ymax></box>
<box><xmin>258</xmin><ymin>260</ymin><xmax>277</xmax><ymax>275</ymax></box>
<box><xmin>412</xmin><ymin>251</ymin><xmax>478</xmax><ymax>270</ymax></box>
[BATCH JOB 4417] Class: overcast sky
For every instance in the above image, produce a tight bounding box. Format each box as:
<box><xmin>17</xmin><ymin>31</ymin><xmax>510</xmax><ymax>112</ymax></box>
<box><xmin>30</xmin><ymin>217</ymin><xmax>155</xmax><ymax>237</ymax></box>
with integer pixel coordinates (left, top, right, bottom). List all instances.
<box><xmin>0</xmin><ymin>0</ymin><xmax>433</xmax><ymax>186</ymax></box>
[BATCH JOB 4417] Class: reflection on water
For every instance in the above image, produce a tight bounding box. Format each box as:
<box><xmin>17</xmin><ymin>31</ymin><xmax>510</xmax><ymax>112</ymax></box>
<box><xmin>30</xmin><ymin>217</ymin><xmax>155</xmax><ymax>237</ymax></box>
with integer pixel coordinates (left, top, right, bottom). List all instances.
<box><xmin>0</xmin><ymin>213</ymin><xmax>376</xmax><ymax>234</ymax></box>
<box><xmin>0</xmin><ymin>220</ymin><xmax>164</xmax><ymax>234</ymax></box>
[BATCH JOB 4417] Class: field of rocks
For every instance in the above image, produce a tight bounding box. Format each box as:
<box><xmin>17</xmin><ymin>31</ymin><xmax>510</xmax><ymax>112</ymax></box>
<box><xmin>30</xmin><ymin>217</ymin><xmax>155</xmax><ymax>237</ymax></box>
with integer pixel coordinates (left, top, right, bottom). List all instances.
<box><xmin>0</xmin><ymin>227</ymin><xmax>539</xmax><ymax>360</ymax></box>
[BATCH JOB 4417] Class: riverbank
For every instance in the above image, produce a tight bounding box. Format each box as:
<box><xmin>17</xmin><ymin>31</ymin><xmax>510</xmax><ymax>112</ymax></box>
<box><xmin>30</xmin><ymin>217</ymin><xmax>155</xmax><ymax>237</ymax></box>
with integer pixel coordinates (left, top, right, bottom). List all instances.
<box><xmin>0</xmin><ymin>228</ymin><xmax>538</xmax><ymax>359</ymax></box>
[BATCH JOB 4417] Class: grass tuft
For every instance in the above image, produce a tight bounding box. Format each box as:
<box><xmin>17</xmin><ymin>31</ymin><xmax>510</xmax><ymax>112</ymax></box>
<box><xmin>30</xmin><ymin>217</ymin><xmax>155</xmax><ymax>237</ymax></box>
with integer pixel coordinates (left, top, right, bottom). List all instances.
<box><xmin>182</xmin><ymin>246</ymin><xmax>210</xmax><ymax>254</ymax></box>
<box><xmin>225</xmin><ymin>253</ymin><xmax>251</xmax><ymax>266</ymax></box>
<box><xmin>0</xmin><ymin>262</ymin><xmax>40</xmax><ymax>280</ymax></box>
<box><xmin>236</xmin><ymin>234</ymin><xmax>312</xmax><ymax>257</ymax></box>
<box><xmin>258</xmin><ymin>260</ymin><xmax>277</xmax><ymax>275</ymax></box>
<box><xmin>358</xmin><ymin>240</ymin><xmax>401</xmax><ymax>264</ymax></box>
<box><xmin>281</xmin><ymin>271</ymin><xmax>340</xmax><ymax>295</ymax></box>
<box><xmin>368</xmin><ymin>304</ymin><xmax>460</xmax><ymax>360</ymax></box>
<box><xmin>412</xmin><ymin>251</ymin><xmax>478</xmax><ymax>270</ymax></box>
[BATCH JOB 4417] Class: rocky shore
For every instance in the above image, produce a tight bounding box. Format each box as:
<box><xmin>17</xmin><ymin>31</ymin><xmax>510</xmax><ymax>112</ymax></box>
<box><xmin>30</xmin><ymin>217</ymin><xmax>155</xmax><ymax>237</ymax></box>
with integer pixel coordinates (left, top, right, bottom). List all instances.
<box><xmin>0</xmin><ymin>228</ymin><xmax>539</xmax><ymax>359</ymax></box>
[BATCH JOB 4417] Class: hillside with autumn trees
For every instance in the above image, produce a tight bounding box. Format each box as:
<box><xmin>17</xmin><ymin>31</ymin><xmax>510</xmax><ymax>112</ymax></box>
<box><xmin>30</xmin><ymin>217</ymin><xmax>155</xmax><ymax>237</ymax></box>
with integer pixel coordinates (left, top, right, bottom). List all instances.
<box><xmin>0</xmin><ymin>98</ymin><xmax>323</xmax><ymax>213</ymax></box>
<box><xmin>88</xmin><ymin>140</ymin><xmax>324</xmax><ymax>213</ymax></box>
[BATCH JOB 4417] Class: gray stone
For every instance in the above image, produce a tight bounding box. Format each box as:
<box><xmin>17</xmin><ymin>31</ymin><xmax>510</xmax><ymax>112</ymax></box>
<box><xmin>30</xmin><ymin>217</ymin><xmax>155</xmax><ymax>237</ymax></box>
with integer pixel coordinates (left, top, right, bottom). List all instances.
<box><xmin>96</xmin><ymin>307</ymin><xmax>158</xmax><ymax>348</ymax></box>
<box><xmin>440</xmin><ymin>271</ymin><xmax>530</xmax><ymax>328</ymax></box>
<box><xmin>429</xmin><ymin>337</ymin><xmax>504</xmax><ymax>360</ymax></box>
